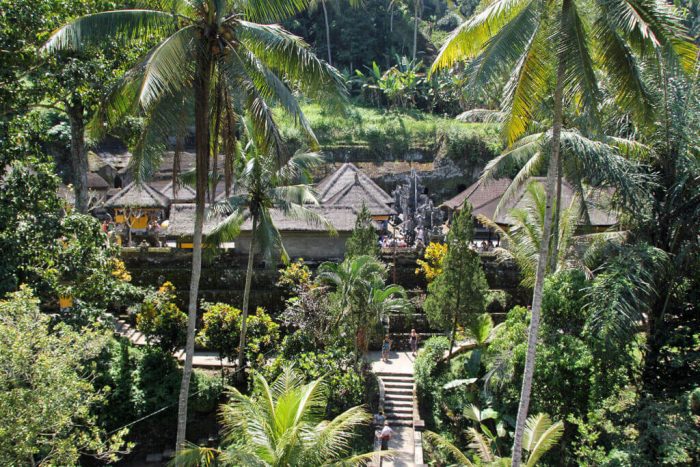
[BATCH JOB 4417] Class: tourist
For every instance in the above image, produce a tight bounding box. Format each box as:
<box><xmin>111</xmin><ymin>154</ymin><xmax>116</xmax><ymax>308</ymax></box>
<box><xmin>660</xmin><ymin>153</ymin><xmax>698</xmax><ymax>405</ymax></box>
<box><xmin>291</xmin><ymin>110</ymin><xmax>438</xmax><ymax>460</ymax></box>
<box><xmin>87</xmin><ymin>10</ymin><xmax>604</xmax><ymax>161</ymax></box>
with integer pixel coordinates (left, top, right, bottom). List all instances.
<box><xmin>377</xmin><ymin>421</ymin><xmax>394</xmax><ymax>451</ymax></box>
<box><xmin>381</xmin><ymin>335</ymin><xmax>392</xmax><ymax>362</ymax></box>
<box><xmin>409</xmin><ymin>329</ymin><xmax>419</xmax><ymax>356</ymax></box>
<box><xmin>373</xmin><ymin>409</ymin><xmax>386</xmax><ymax>426</ymax></box>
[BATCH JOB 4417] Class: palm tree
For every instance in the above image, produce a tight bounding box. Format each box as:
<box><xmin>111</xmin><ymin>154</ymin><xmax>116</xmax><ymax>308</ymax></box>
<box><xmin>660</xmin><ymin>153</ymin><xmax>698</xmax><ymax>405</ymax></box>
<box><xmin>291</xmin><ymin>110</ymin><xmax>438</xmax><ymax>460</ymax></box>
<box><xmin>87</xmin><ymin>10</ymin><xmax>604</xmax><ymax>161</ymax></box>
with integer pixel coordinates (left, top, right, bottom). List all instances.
<box><xmin>431</xmin><ymin>1</ymin><xmax>694</xmax><ymax>462</ymax></box>
<box><xmin>42</xmin><ymin>0</ymin><xmax>344</xmax><ymax>453</ymax></box>
<box><xmin>174</xmin><ymin>366</ymin><xmax>383</xmax><ymax>466</ymax></box>
<box><xmin>425</xmin><ymin>412</ymin><xmax>564</xmax><ymax>466</ymax></box>
<box><xmin>308</xmin><ymin>0</ymin><xmax>362</xmax><ymax>66</ymax></box>
<box><xmin>318</xmin><ymin>255</ymin><xmax>411</xmax><ymax>354</ymax></box>
<box><xmin>208</xmin><ymin>131</ymin><xmax>332</xmax><ymax>382</ymax></box>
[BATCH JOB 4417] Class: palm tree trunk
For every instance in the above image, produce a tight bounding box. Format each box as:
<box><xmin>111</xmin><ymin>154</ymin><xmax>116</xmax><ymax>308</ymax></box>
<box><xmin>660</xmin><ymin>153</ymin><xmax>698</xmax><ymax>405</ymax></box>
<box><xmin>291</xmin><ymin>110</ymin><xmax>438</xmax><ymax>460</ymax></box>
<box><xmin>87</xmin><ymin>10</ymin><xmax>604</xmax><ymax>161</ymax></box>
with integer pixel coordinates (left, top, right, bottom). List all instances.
<box><xmin>412</xmin><ymin>0</ymin><xmax>420</xmax><ymax>61</ymax></box>
<box><xmin>174</xmin><ymin>140</ymin><xmax>183</xmax><ymax>198</ymax></box>
<box><xmin>236</xmin><ymin>214</ymin><xmax>258</xmax><ymax>384</ymax></box>
<box><xmin>67</xmin><ymin>99</ymin><xmax>88</xmax><ymax>214</ymax></box>
<box><xmin>321</xmin><ymin>0</ymin><xmax>332</xmax><ymax>65</ymax></box>
<box><xmin>210</xmin><ymin>86</ymin><xmax>222</xmax><ymax>203</ymax></box>
<box><xmin>510</xmin><ymin>18</ymin><xmax>567</xmax><ymax>467</ymax></box>
<box><xmin>176</xmin><ymin>52</ymin><xmax>211</xmax><ymax>456</ymax></box>
<box><xmin>548</xmin><ymin>161</ymin><xmax>563</xmax><ymax>273</ymax></box>
<box><xmin>447</xmin><ymin>277</ymin><xmax>462</xmax><ymax>361</ymax></box>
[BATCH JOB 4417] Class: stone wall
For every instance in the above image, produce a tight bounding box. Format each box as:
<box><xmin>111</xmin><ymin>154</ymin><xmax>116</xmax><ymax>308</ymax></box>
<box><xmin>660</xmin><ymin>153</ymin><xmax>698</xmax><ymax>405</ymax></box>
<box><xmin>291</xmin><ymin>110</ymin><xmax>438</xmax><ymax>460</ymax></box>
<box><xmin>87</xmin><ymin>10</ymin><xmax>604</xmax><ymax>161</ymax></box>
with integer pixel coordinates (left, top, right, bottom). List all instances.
<box><xmin>121</xmin><ymin>249</ymin><xmax>528</xmax><ymax>316</ymax></box>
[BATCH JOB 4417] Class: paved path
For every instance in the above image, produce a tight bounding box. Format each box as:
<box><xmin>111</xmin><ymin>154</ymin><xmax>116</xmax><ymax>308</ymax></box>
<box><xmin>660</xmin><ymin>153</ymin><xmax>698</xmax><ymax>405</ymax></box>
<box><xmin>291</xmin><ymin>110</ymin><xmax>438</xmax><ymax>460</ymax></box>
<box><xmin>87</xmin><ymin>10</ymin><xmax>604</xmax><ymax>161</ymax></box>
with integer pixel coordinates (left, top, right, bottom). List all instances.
<box><xmin>114</xmin><ymin>318</ymin><xmax>235</xmax><ymax>368</ymax></box>
<box><xmin>366</xmin><ymin>351</ymin><xmax>418</xmax><ymax>467</ymax></box>
<box><xmin>367</xmin><ymin>350</ymin><xmax>417</xmax><ymax>375</ymax></box>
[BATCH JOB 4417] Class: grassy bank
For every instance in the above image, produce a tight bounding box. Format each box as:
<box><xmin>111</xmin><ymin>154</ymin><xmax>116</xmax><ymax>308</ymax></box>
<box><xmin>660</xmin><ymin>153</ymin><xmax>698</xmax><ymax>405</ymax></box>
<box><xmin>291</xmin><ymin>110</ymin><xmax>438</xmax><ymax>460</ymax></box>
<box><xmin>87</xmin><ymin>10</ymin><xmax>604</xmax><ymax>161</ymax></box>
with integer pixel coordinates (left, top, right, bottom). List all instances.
<box><xmin>277</xmin><ymin>102</ymin><xmax>503</xmax><ymax>158</ymax></box>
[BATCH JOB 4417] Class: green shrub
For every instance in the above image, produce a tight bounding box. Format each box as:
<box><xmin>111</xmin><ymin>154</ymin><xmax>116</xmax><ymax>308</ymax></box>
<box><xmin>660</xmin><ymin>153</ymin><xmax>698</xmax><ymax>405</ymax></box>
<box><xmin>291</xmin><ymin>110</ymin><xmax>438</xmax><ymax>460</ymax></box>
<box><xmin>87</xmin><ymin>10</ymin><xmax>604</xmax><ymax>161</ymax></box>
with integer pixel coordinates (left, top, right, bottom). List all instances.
<box><xmin>199</xmin><ymin>302</ymin><xmax>280</xmax><ymax>368</ymax></box>
<box><xmin>135</xmin><ymin>282</ymin><xmax>187</xmax><ymax>353</ymax></box>
<box><xmin>414</xmin><ymin>336</ymin><xmax>451</xmax><ymax>395</ymax></box>
<box><xmin>263</xmin><ymin>346</ymin><xmax>367</xmax><ymax>418</ymax></box>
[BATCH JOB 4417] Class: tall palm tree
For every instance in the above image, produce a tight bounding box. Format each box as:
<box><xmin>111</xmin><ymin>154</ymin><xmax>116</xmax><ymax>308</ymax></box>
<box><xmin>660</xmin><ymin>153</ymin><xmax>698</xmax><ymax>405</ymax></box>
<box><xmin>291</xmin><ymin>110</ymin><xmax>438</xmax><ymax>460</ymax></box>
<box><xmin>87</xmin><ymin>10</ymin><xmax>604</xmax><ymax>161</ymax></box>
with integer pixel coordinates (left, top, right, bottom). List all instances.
<box><xmin>308</xmin><ymin>0</ymin><xmax>362</xmax><ymax>66</ymax></box>
<box><xmin>208</xmin><ymin>131</ymin><xmax>331</xmax><ymax>382</ymax></box>
<box><xmin>175</xmin><ymin>366</ymin><xmax>383</xmax><ymax>466</ymax></box>
<box><xmin>431</xmin><ymin>1</ymin><xmax>694</xmax><ymax>462</ymax></box>
<box><xmin>425</xmin><ymin>412</ymin><xmax>564</xmax><ymax>466</ymax></box>
<box><xmin>318</xmin><ymin>255</ymin><xmax>411</xmax><ymax>354</ymax></box>
<box><xmin>42</xmin><ymin>0</ymin><xmax>344</xmax><ymax>453</ymax></box>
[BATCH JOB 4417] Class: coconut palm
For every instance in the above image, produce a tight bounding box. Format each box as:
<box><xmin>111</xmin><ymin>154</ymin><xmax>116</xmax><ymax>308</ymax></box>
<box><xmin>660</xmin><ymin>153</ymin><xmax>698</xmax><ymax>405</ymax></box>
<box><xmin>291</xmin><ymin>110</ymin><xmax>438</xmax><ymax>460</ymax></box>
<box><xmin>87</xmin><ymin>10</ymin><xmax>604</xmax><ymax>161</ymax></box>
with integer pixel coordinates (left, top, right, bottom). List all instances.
<box><xmin>431</xmin><ymin>1</ymin><xmax>695</xmax><ymax>461</ymax></box>
<box><xmin>208</xmin><ymin>130</ymin><xmax>332</xmax><ymax>382</ymax></box>
<box><xmin>42</xmin><ymin>0</ymin><xmax>344</xmax><ymax>452</ymax></box>
<box><xmin>308</xmin><ymin>0</ymin><xmax>362</xmax><ymax>66</ymax></box>
<box><xmin>318</xmin><ymin>255</ymin><xmax>411</xmax><ymax>354</ymax></box>
<box><xmin>425</xmin><ymin>412</ymin><xmax>564</xmax><ymax>466</ymax></box>
<box><xmin>174</xmin><ymin>366</ymin><xmax>383</xmax><ymax>466</ymax></box>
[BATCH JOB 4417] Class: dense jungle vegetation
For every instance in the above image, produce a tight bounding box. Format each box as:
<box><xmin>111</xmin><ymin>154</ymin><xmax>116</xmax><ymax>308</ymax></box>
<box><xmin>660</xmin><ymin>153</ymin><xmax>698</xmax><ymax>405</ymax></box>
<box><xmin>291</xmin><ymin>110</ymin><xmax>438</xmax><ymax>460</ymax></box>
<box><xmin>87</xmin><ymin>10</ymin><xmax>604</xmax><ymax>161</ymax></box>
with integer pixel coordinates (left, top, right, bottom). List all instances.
<box><xmin>1</xmin><ymin>0</ymin><xmax>699</xmax><ymax>466</ymax></box>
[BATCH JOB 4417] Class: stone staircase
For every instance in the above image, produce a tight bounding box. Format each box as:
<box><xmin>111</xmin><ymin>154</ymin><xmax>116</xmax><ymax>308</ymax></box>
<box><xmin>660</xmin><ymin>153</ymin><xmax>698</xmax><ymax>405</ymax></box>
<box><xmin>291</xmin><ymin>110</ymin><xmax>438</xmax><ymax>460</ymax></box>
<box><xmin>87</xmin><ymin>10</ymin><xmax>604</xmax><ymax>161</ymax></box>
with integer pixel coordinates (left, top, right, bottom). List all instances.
<box><xmin>378</xmin><ymin>373</ymin><xmax>416</xmax><ymax>427</ymax></box>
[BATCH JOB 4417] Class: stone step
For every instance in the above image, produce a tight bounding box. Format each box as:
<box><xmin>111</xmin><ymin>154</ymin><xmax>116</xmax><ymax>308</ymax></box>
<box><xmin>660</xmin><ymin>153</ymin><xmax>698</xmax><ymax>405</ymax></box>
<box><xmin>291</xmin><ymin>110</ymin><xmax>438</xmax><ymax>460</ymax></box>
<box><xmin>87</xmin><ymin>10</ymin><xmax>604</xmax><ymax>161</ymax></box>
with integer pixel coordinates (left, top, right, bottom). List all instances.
<box><xmin>384</xmin><ymin>389</ymin><xmax>413</xmax><ymax>398</ymax></box>
<box><xmin>386</xmin><ymin>412</ymin><xmax>413</xmax><ymax>420</ymax></box>
<box><xmin>383</xmin><ymin>381</ymin><xmax>414</xmax><ymax>388</ymax></box>
<box><xmin>384</xmin><ymin>400</ymin><xmax>413</xmax><ymax>409</ymax></box>
<box><xmin>385</xmin><ymin>419</ymin><xmax>413</xmax><ymax>427</ymax></box>
<box><xmin>375</xmin><ymin>371</ymin><xmax>415</xmax><ymax>378</ymax></box>
<box><xmin>386</xmin><ymin>407</ymin><xmax>413</xmax><ymax>415</ymax></box>
<box><xmin>381</xmin><ymin>376</ymin><xmax>415</xmax><ymax>383</ymax></box>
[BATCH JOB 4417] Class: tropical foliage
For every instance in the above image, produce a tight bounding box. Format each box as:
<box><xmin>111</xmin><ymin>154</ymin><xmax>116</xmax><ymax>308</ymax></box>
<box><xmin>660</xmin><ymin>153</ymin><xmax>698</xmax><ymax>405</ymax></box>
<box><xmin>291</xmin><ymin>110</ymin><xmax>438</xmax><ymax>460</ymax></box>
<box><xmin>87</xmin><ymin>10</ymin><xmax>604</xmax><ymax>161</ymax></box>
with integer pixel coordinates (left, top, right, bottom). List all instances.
<box><xmin>175</xmin><ymin>366</ymin><xmax>379</xmax><ymax>466</ymax></box>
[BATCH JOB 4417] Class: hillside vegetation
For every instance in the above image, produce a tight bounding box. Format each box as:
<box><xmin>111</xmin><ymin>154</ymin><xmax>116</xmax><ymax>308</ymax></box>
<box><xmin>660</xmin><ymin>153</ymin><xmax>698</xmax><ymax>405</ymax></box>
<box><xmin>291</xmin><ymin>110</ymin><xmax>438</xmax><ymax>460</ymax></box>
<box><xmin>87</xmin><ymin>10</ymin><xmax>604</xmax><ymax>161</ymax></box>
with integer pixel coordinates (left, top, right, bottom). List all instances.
<box><xmin>279</xmin><ymin>103</ymin><xmax>502</xmax><ymax>160</ymax></box>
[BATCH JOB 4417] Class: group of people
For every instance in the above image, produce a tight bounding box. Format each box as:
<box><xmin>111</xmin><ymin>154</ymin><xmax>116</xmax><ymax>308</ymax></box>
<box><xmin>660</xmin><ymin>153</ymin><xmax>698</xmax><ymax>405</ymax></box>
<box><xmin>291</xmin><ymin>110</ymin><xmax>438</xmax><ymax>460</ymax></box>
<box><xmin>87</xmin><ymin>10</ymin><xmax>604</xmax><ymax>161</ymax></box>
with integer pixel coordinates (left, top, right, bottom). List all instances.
<box><xmin>472</xmin><ymin>240</ymin><xmax>497</xmax><ymax>252</ymax></box>
<box><xmin>100</xmin><ymin>217</ymin><xmax>164</xmax><ymax>247</ymax></box>
<box><xmin>378</xmin><ymin>235</ymin><xmax>408</xmax><ymax>249</ymax></box>
<box><xmin>381</xmin><ymin>329</ymin><xmax>420</xmax><ymax>362</ymax></box>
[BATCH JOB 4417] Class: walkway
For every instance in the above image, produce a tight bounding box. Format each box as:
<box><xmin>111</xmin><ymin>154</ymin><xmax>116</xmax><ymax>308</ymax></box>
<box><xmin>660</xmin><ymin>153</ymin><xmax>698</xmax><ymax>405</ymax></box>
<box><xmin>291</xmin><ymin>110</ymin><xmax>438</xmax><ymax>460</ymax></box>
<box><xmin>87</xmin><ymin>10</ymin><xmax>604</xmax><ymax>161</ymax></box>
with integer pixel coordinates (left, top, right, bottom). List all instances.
<box><xmin>114</xmin><ymin>318</ymin><xmax>235</xmax><ymax>368</ymax></box>
<box><xmin>366</xmin><ymin>351</ymin><xmax>421</xmax><ymax>467</ymax></box>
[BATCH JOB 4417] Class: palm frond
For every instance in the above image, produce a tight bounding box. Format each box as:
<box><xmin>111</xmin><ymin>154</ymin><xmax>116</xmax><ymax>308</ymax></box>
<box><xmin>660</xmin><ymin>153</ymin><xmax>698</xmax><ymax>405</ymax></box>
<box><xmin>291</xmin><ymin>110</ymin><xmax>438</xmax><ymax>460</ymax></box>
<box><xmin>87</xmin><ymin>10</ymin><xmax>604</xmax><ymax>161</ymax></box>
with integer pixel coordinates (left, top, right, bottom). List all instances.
<box><xmin>171</xmin><ymin>443</ymin><xmax>220</xmax><ymax>467</ymax></box>
<box><xmin>139</xmin><ymin>25</ymin><xmax>198</xmax><ymax>108</ymax></box>
<box><xmin>500</xmin><ymin>18</ymin><xmax>552</xmax><ymax>144</ymax></box>
<box><xmin>494</xmin><ymin>148</ymin><xmax>546</xmax><ymax>219</ymax></box>
<box><xmin>235</xmin><ymin>21</ymin><xmax>346</xmax><ymax>102</ymax></box>
<box><xmin>240</xmin><ymin>0</ymin><xmax>311</xmax><ymax>23</ymax></box>
<box><xmin>41</xmin><ymin>10</ymin><xmax>176</xmax><ymax>54</ymax></box>
<box><xmin>423</xmin><ymin>430</ymin><xmax>475</xmax><ymax>466</ymax></box>
<box><xmin>431</xmin><ymin>0</ymin><xmax>534</xmax><ymax>72</ymax></box>
<box><xmin>467</xmin><ymin>427</ymin><xmax>495</xmax><ymax>463</ymax></box>
<box><xmin>480</xmin><ymin>132</ymin><xmax>544</xmax><ymax>181</ymax></box>
<box><xmin>560</xmin><ymin>0</ymin><xmax>600</xmax><ymax>125</ymax></box>
<box><xmin>523</xmin><ymin>413</ymin><xmax>564</xmax><ymax>467</ymax></box>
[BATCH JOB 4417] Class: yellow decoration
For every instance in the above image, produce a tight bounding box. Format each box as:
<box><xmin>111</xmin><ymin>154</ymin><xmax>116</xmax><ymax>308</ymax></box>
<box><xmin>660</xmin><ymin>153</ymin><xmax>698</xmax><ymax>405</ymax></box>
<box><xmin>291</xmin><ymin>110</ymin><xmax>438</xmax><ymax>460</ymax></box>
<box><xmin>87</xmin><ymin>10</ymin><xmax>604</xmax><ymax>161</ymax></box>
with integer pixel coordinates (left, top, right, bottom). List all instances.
<box><xmin>59</xmin><ymin>295</ymin><xmax>73</xmax><ymax>309</ymax></box>
<box><xmin>415</xmin><ymin>241</ymin><xmax>448</xmax><ymax>282</ymax></box>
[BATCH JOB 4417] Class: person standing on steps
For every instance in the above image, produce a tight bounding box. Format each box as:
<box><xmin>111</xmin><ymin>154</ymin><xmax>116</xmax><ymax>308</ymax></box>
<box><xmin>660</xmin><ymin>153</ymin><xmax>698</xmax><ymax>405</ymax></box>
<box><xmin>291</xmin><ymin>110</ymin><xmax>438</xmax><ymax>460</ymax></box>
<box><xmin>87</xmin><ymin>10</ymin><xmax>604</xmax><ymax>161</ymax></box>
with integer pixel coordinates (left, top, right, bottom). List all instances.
<box><xmin>410</xmin><ymin>328</ymin><xmax>419</xmax><ymax>356</ymax></box>
<box><xmin>378</xmin><ymin>420</ymin><xmax>394</xmax><ymax>451</ymax></box>
<box><xmin>381</xmin><ymin>335</ymin><xmax>392</xmax><ymax>362</ymax></box>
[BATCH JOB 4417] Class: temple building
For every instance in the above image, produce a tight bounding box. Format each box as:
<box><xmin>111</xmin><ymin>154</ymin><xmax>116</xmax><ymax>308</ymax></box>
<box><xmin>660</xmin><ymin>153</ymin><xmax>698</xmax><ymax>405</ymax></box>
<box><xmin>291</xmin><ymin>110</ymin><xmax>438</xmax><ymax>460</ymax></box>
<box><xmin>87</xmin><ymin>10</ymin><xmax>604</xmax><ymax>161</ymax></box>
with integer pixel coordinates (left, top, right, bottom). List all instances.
<box><xmin>440</xmin><ymin>177</ymin><xmax>619</xmax><ymax>241</ymax></box>
<box><xmin>165</xmin><ymin>204</ymin><xmax>357</xmax><ymax>259</ymax></box>
<box><xmin>315</xmin><ymin>163</ymin><xmax>395</xmax><ymax>221</ymax></box>
<box><xmin>104</xmin><ymin>182</ymin><xmax>170</xmax><ymax>232</ymax></box>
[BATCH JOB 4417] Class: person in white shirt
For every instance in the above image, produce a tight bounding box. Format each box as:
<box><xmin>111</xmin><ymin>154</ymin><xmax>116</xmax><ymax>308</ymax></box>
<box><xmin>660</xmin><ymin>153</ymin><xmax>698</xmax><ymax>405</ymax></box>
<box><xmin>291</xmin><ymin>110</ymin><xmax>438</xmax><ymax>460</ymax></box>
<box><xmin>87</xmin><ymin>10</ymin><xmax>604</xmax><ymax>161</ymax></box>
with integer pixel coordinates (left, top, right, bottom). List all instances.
<box><xmin>377</xmin><ymin>421</ymin><xmax>394</xmax><ymax>450</ymax></box>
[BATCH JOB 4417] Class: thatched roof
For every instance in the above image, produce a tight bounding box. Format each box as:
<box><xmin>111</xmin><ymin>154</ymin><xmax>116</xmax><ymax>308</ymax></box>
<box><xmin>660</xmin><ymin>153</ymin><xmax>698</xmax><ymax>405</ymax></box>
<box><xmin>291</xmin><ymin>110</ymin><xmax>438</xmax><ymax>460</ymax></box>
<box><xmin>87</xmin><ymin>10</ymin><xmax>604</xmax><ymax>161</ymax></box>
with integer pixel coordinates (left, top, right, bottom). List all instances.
<box><xmin>87</xmin><ymin>172</ymin><xmax>110</xmax><ymax>190</ymax></box>
<box><xmin>440</xmin><ymin>178</ymin><xmax>511</xmax><ymax>219</ymax></box>
<box><xmin>166</xmin><ymin>204</ymin><xmax>357</xmax><ymax>237</ymax></box>
<box><xmin>493</xmin><ymin>178</ymin><xmax>618</xmax><ymax>227</ymax></box>
<box><xmin>443</xmin><ymin>177</ymin><xmax>618</xmax><ymax>227</ymax></box>
<box><xmin>104</xmin><ymin>182</ymin><xmax>170</xmax><ymax>209</ymax></box>
<box><xmin>157</xmin><ymin>181</ymin><xmax>196</xmax><ymax>203</ymax></box>
<box><xmin>316</xmin><ymin>163</ymin><xmax>394</xmax><ymax>215</ymax></box>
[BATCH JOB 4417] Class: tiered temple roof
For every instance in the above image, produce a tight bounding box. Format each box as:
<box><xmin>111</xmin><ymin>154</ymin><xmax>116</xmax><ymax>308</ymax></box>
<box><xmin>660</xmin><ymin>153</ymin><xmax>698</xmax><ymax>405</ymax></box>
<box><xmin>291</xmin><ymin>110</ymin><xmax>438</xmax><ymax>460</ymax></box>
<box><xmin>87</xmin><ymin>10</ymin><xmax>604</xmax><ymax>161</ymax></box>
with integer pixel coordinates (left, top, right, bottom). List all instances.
<box><xmin>104</xmin><ymin>182</ymin><xmax>170</xmax><ymax>209</ymax></box>
<box><xmin>316</xmin><ymin>163</ymin><xmax>394</xmax><ymax>216</ymax></box>
<box><xmin>441</xmin><ymin>177</ymin><xmax>618</xmax><ymax>227</ymax></box>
